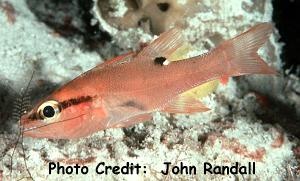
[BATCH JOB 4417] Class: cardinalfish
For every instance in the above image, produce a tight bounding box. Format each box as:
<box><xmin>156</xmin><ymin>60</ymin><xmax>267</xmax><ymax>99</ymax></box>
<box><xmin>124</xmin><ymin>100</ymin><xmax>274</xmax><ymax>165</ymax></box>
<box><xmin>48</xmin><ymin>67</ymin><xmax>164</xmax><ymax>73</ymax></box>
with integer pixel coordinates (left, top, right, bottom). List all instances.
<box><xmin>20</xmin><ymin>23</ymin><xmax>276</xmax><ymax>139</ymax></box>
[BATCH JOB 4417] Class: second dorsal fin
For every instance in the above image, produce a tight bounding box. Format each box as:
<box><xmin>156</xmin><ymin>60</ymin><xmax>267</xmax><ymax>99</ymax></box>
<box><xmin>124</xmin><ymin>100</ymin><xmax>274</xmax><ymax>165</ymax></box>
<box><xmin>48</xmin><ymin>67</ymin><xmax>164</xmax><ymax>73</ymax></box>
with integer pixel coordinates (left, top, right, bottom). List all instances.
<box><xmin>138</xmin><ymin>28</ymin><xmax>184</xmax><ymax>60</ymax></box>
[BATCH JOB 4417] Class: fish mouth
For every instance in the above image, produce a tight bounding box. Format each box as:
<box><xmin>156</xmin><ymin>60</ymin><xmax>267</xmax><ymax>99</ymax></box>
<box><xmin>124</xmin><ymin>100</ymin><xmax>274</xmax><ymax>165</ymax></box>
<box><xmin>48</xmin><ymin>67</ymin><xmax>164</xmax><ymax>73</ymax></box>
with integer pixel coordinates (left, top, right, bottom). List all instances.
<box><xmin>20</xmin><ymin>122</ymin><xmax>38</xmax><ymax>133</ymax></box>
<box><xmin>20</xmin><ymin>119</ymin><xmax>49</xmax><ymax>138</ymax></box>
<box><xmin>22</xmin><ymin>125</ymin><xmax>39</xmax><ymax>132</ymax></box>
<box><xmin>20</xmin><ymin>114</ymin><xmax>41</xmax><ymax>133</ymax></box>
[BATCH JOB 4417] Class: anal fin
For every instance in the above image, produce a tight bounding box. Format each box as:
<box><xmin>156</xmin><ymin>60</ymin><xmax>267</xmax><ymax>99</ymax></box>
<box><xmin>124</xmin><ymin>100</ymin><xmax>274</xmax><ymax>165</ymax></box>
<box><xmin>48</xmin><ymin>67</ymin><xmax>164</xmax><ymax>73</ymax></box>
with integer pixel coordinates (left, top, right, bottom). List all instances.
<box><xmin>163</xmin><ymin>96</ymin><xmax>210</xmax><ymax>114</ymax></box>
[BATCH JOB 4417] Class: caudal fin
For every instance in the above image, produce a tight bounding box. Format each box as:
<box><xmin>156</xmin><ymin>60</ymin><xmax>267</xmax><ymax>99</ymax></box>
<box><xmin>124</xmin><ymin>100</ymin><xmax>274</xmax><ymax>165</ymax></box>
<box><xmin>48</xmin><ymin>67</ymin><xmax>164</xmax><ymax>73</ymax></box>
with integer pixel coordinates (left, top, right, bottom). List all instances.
<box><xmin>220</xmin><ymin>23</ymin><xmax>276</xmax><ymax>76</ymax></box>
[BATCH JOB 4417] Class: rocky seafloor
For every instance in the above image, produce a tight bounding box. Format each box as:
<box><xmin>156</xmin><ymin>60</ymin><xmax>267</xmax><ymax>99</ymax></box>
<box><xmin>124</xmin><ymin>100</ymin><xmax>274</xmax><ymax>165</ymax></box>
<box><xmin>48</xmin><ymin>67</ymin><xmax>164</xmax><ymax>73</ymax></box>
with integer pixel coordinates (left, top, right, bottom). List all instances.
<box><xmin>0</xmin><ymin>0</ymin><xmax>299</xmax><ymax>180</ymax></box>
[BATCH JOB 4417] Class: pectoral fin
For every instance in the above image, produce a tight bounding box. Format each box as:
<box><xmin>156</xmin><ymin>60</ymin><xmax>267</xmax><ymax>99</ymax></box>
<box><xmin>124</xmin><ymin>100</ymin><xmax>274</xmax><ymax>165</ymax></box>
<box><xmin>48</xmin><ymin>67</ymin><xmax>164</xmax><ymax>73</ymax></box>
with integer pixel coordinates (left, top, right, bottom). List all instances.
<box><xmin>110</xmin><ymin>113</ymin><xmax>152</xmax><ymax>128</ymax></box>
<box><xmin>163</xmin><ymin>96</ymin><xmax>210</xmax><ymax>114</ymax></box>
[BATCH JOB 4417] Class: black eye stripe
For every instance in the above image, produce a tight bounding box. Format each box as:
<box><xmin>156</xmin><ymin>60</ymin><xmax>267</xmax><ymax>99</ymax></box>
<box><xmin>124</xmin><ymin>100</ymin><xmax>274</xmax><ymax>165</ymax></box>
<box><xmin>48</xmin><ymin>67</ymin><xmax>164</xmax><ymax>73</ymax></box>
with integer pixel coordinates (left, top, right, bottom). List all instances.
<box><xmin>59</xmin><ymin>96</ymin><xmax>93</xmax><ymax>109</ymax></box>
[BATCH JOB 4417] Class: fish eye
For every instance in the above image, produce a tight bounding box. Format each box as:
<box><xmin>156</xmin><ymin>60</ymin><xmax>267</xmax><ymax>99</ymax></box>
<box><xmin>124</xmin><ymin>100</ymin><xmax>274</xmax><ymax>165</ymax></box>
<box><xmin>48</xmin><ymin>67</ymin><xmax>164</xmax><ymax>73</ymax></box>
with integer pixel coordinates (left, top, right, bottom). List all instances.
<box><xmin>37</xmin><ymin>100</ymin><xmax>61</xmax><ymax>121</ymax></box>
<box><xmin>43</xmin><ymin>105</ymin><xmax>55</xmax><ymax>118</ymax></box>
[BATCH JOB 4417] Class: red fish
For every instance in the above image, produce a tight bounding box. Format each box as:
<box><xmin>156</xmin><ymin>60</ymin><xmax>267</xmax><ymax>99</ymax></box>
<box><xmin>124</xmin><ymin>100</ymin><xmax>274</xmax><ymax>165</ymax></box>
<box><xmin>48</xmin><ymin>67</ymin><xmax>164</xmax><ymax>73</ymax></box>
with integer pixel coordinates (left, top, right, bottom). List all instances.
<box><xmin>20</xmin><ymin>23</ymin><xmax>276</xmax><ymax>139</ymax></box>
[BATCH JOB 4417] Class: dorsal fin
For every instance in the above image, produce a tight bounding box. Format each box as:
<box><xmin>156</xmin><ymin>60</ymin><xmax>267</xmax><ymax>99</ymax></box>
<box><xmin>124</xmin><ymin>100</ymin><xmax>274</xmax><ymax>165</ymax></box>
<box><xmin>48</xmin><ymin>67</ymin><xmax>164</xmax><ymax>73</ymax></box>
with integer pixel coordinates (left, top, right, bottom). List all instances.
<box><xmin>163</xmin><ymin>96</ymin><xmax>210</xmax><ymax>114</ymax></box>
<box><xmin>138</xmin><ymin>28</ymin><xmax>184</xmax><ymax>60</ymax></box>
<box><xmin>97</xmin><ymin>51</ymin><xmax>134</xmax><ymax>69</ymax></box>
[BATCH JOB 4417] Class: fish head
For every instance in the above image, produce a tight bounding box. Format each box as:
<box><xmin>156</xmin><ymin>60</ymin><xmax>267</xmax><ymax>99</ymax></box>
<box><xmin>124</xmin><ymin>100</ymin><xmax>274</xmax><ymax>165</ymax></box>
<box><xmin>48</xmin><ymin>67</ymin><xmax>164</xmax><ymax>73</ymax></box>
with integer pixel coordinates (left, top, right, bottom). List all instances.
<box><xmin>20</xmin><ymin>87</ymin><xmax>106</xmax><ymax>139</ymax></box>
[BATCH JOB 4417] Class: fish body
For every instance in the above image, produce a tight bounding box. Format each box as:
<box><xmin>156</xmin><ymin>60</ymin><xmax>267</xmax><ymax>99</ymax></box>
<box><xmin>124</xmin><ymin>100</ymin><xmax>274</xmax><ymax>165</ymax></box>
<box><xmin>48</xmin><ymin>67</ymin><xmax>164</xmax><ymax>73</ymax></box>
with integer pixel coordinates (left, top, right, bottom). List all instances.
<box><xmin>21</xmin><ymin>23</ymin><xmax>276</xmax><ymax>139</ymax></box>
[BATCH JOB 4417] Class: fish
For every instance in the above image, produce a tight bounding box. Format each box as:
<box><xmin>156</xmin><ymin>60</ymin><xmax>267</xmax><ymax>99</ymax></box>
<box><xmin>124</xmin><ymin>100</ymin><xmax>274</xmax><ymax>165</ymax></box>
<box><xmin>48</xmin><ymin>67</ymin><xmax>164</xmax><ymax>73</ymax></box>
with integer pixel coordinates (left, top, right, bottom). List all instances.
<box><xmin>20</xmin><ymin>23</ymin><xmax>276</xmax><ymax>139</ymax></box>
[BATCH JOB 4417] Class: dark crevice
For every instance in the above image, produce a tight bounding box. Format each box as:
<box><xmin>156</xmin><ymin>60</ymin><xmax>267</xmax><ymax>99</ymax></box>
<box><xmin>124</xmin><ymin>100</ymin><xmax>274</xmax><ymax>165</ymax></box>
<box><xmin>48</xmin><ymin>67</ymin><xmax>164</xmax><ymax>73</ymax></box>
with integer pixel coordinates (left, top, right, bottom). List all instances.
<box><xmin>272</xmin><ymin>0</ymin><xmax>300</xmax><ymax>74</ymax></box>
<box><xmin>25</xmin><ymin>0</ymin><xmax>111</xmax><ymax>51</ymax></box>
<box><xmin>157</xmin><ymin>3</ymin><xmax>170</xmax><ymax>12</ymax></box>
<box><xmin>254</xmin><ymin>95</ymin><xmax>300</xmax><ymax>138</ymax></box>
<box><xmin>0</xmin><ymin>82</ymin><xmax>17</xmax><ymax>133</ymax></box>
<box><xmin>123</xmin><ymin>127</ymin><xmax>149</xmax><ymax>150</ymax></box>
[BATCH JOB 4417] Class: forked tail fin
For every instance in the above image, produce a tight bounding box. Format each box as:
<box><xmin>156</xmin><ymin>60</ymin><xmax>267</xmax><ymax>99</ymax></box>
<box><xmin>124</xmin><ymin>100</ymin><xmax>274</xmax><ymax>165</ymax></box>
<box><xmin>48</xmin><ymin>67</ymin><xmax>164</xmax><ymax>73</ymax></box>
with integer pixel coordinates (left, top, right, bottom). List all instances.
<box><xmin>220</xmin><ymin>23</ymin><xmax>277</xmax><ymax>76</ymax></box>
